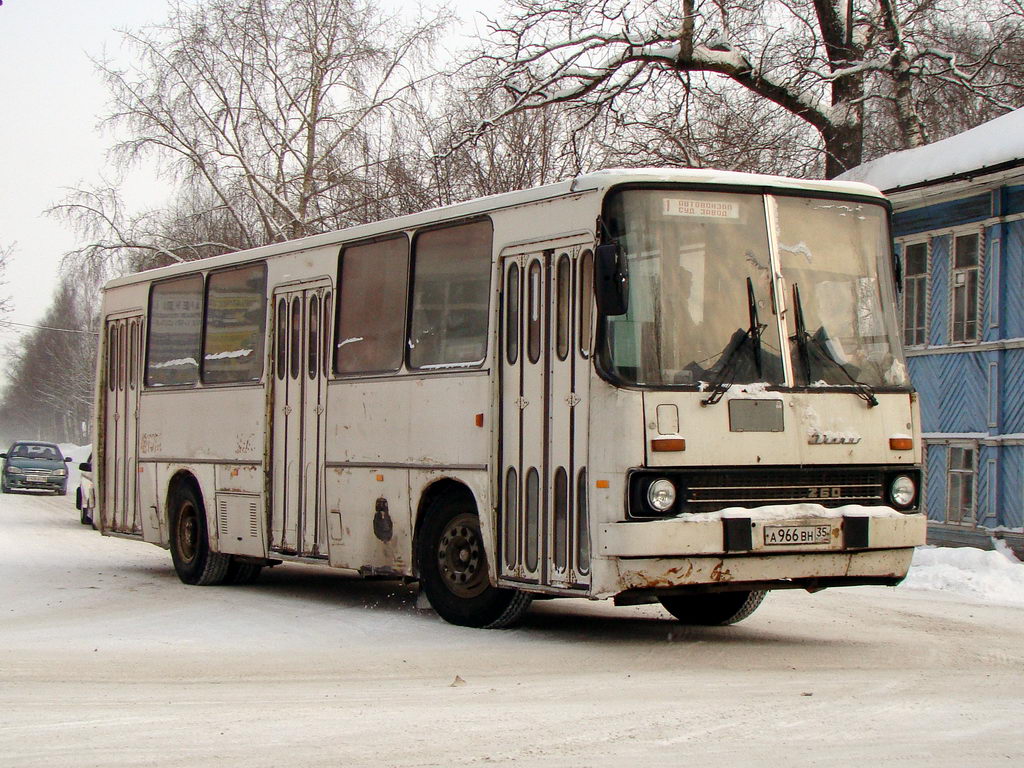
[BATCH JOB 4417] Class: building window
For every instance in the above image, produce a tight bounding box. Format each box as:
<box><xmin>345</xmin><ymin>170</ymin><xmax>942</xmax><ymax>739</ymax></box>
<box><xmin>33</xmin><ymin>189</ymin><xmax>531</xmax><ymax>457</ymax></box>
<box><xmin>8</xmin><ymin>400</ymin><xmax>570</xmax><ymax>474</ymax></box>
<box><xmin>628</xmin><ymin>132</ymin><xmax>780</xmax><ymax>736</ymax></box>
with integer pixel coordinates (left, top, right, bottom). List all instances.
<box><xmin>902</xmin><ymin>242</ymin><xmax>928</xmax><ymax>346</ymax></box>
<box><xmin>951</xmin><ymin>233</ymin><xmax>980</xmax><ymax>343</ymax></box>
<box><xmin>946</xmin><ymin>444</ymin><xmax>976</xmax><ymax>525</ymax></box>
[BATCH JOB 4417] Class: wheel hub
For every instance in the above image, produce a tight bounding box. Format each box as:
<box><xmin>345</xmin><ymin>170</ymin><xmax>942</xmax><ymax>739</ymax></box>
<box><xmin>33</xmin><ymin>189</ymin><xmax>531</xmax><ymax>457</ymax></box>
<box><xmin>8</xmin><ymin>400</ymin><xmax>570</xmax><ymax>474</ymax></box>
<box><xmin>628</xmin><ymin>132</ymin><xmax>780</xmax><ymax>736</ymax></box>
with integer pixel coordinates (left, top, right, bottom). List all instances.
<box><xmin>437</xmin><ymin>513</ymin><xmax>487</xmax><ymax>599</ymax></box>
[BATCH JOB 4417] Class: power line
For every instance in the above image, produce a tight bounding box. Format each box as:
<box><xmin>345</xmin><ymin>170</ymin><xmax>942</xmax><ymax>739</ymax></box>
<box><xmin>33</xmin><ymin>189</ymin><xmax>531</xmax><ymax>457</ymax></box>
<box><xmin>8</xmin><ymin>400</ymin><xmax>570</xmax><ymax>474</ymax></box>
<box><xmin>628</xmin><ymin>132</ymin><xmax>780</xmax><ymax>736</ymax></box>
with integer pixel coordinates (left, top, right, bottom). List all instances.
<box><xmin>0</xmin><ymin>320</ymin><xmax>100</xmax><ymax>336</ymax></box>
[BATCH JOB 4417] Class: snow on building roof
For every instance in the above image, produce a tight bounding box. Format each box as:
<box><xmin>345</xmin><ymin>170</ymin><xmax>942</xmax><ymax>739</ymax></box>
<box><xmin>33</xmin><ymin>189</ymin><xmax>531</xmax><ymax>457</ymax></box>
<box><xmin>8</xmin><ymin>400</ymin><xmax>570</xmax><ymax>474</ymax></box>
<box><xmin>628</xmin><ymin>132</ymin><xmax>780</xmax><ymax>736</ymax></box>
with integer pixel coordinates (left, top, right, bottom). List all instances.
<box><xmin>838</xmin><ymin>108</ymin><xmax>1024</xmax><ymax>192</ymax></box>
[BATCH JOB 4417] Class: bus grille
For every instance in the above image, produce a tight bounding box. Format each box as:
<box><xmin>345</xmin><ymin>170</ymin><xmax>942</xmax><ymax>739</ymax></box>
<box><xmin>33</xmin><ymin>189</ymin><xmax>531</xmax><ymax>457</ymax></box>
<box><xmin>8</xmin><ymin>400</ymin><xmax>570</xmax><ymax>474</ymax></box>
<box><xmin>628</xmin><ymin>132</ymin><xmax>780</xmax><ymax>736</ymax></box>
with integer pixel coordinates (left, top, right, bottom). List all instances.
<box><xmin>682</xmin><ymin>468</ymin><xmax>884</xmax><ymax>513</ymax></box>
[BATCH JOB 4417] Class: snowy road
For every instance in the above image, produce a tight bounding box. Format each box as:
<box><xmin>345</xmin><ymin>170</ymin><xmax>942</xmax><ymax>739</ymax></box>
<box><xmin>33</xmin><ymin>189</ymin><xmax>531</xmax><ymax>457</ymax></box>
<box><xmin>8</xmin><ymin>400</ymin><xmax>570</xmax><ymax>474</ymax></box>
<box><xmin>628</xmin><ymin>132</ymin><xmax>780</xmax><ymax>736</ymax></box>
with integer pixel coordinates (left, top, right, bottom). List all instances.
<box><xmin>1</xmin><ymin>491</ymin><xmax>1022</xmax><ymax>767</ymax></box>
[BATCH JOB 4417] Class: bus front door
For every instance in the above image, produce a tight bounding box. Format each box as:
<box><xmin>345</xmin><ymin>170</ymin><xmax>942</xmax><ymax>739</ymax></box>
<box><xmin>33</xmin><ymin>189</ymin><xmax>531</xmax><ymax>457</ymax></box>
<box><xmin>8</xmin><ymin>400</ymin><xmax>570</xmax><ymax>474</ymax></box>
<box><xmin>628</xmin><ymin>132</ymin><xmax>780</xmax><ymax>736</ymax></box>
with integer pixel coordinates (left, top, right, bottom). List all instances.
<box><xmin>102</xmin><ymin>315</ymin><xmax>144</xmax><ymax>535</ymax></box>
<box><xmin>500</xmin><ymin>243</ymin><xmax>593</xmax><ymax>589</ymax></box>
<box><xmin>270</xmin><ymin>283</ymin><xmax>332</xmax><ymax>558</ymax></box>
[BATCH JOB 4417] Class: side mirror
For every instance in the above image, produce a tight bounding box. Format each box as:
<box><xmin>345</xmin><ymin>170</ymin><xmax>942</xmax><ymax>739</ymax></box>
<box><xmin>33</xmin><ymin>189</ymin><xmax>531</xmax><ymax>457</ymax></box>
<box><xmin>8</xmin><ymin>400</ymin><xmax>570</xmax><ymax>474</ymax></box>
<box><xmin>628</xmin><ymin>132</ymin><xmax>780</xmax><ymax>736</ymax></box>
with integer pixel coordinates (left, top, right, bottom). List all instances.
<box><xmin>79</xmin><ymin>461</ymin><xmax>92</xmax><ymax>472</ymax></box>
<box><xmin>0</xmin><ymin>453</ymin><xmax>6</xmax><ymax>459</ymax></box>
<box><xmin>64</xmin><ymin>456</ymin><xmax>73</xmax><ymax>462</ymax></box>
<box><xmin>595</xmin><ymin>242</ymin><xmax>629</xmax><ymax>316</ymax></box>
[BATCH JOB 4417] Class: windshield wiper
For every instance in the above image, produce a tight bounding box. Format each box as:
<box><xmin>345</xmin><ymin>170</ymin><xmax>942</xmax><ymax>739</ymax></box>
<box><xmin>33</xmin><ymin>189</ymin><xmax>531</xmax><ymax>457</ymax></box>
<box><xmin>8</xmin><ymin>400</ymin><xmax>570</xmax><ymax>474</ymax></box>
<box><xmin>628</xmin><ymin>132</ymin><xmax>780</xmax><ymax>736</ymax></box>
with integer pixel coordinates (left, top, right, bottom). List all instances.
<box><xmin>702</xmin><ymin>277</ymin><xmax>764</xmax><ymax>406</ymax></box>
<box><xmin>790</xmin><ymin>283</ymin><xmax>878</xmax><ymax>408</ymax></box>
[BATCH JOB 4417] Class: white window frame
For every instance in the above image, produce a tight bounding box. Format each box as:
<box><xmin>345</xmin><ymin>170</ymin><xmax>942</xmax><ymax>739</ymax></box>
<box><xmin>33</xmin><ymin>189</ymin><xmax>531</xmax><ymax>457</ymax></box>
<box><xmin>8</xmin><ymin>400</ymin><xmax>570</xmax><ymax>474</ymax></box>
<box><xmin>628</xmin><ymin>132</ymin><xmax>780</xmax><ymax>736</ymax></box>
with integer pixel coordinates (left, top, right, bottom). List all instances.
<box><xmin>945</xmin><ymin>443</ymin><xmax>977</xmax><ymax>526</ymax></box>
<box><xmin>900</xmin><ymin>238</ymin><xmax>929</xmax><ymax>348</ymax></box>
<box><xmin>950</xmin><ymin>229</ymin><xmax>983</xmax><ymax>344</ymax></box>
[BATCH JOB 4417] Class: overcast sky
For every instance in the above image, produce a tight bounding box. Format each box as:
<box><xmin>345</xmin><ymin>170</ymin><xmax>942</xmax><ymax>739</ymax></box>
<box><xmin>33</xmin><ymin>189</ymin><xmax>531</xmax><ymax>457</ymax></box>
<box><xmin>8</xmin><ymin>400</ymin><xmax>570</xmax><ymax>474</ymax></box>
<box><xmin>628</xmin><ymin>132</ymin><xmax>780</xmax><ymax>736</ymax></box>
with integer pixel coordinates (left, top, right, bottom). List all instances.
<box><xmin>0</xmin><ymin>0</ymin><xmax>498</xmax><ymax>353</ymax></box>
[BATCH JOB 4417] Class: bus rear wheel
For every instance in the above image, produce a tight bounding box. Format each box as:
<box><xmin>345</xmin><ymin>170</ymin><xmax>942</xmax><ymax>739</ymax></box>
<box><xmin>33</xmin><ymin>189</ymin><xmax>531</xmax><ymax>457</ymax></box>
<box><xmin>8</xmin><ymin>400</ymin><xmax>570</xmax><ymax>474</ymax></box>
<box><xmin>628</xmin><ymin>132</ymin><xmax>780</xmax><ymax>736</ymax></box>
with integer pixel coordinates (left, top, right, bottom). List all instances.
<box><xmin>169</xmin><ymin>482</ymin><xmax>230</xmax><ymax>586</ymax></box>
<box><xmin>417</xmin><ymin>499</ymin><xmax>531</xmax><ymax>629</ymax></box>
<box><xmin>658</xmin><ymin>590</ymin><xmax>767</xmax><ymax>626</ymax></box>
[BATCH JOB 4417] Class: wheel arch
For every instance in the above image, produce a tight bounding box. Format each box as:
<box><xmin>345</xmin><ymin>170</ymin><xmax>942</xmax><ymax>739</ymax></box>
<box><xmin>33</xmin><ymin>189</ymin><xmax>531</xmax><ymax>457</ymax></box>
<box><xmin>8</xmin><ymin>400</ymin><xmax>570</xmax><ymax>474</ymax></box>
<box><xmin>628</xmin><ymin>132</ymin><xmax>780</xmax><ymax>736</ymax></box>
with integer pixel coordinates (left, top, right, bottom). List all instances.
<box><xmin>412</xmin><ymin>477</ymin><xmax>483</xmax><ymax>579</ymax></box>
<box><xmin>163</xmin><ymin>469</ymin><xmax>212</xmax><ymax>547</ymax></box>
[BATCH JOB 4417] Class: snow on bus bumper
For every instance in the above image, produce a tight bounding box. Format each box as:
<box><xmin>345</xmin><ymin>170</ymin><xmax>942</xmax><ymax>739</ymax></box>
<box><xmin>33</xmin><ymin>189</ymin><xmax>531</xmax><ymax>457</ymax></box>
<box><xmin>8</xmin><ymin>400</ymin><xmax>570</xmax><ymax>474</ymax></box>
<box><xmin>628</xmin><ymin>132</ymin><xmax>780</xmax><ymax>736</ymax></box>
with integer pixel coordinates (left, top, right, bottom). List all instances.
<box><xmin>598</xmin><ymin>505</ymin><xmax>925</xmax><ymax>594</ymax></box>
<box><xmin>601</xmin><ymin>504</ymin><xmax>925</xmax><ymax>558</ymax></box>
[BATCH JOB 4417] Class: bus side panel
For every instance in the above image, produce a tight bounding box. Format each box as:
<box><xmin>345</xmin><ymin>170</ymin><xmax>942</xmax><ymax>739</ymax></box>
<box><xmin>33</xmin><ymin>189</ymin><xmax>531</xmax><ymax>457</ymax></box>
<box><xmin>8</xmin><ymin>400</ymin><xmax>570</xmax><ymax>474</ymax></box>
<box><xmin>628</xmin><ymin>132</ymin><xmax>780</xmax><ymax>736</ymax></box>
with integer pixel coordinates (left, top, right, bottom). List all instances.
<box><xmin>138</xmin><ymin>461</ymin><xmax>162</xmax><ymax>545</ymax></box>
<box><xmin>325</xmin><ymin>467</ymin><xmax>411</xmax><ymax>575</ymax></box>
<box><xmin>325</xmin><ymin>376</ymin><xmax>490</xmax><ymax>467</ymax></box>
<box><xmin>138</xmin><ymin>388</ymin><xmax>265</xmax><ymax>463</ymax></box>
<box><xmin>584</xmin><ymin>373</ymin><xmax>647</xmax><ymax>598</ymax></box>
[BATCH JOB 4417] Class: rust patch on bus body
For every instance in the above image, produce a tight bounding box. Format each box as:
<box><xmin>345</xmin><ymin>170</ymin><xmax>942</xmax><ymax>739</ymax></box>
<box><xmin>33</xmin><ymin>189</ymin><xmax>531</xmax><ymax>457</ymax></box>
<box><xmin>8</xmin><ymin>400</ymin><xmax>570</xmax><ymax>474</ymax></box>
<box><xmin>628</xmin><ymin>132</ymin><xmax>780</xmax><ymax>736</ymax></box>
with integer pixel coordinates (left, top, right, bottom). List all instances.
<box><xmin>620</xmin><ymin>562</ymin><xmax>694</xmax><ymax>590</ymax></box>
<box><xmin>710</xmin><ymin>561</ymin><xmax>733</xmax><ymax>582</ymax></box>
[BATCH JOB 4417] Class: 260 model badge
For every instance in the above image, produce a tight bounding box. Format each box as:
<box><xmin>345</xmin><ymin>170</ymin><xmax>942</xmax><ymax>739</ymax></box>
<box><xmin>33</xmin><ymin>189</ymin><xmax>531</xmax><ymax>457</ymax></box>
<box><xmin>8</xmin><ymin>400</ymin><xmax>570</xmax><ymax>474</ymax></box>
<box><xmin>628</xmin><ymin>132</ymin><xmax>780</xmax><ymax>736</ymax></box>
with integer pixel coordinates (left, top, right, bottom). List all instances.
<box><xmin>807</xmin><ymin>487</ymin><xmax>844</xmax><ymax>499</ymax></box>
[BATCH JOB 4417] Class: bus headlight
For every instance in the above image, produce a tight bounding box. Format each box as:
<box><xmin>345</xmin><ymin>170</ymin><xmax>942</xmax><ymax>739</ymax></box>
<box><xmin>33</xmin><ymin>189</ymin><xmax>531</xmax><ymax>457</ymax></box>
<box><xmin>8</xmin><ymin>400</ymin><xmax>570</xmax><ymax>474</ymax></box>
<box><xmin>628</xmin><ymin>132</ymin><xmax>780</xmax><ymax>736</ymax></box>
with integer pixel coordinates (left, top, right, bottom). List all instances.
<box><xmin>647</xmin><ymin>478</ymin><xmax>677</xmax><ymax>512</ymax></box>
<box><xmin>54</xmin><ymin>468</ymin><xmax>68</xmax><ymax>477</ymax></box>
<box><xmin>889</xmin><ymin>475</ymin><xmax>916</xmax><ymax>507</ymax></box>
<box><xmin>6</xmin><ymin>466</ymin><xmax>24</xmax><ymax>475</ymax></box>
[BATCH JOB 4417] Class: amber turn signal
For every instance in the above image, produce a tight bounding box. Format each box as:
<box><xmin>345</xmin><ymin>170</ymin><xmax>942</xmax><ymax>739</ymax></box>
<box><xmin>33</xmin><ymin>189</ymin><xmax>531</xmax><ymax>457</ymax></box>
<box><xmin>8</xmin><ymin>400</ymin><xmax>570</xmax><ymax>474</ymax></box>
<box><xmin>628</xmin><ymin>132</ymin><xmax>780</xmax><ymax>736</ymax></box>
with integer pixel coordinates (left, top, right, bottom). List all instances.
<box><xmin>651</xmin><ymin>438</ymin><xmax>686</xmax><ymax>452</ymax></box>
<box><xmin>889</xmin><ymin>437</ymin><xmax>913</xmax><ymax>451</ymax></box>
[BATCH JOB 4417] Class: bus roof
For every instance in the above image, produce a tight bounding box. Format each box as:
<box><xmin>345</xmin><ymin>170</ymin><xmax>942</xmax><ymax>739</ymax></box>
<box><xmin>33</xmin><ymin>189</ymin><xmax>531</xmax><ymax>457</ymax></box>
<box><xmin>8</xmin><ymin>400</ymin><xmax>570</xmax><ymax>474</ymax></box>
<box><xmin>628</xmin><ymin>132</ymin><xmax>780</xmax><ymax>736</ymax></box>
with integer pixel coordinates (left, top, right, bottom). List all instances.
<box><xmin>103</xmin><ymin>167</ymin><xmax>885</xmax><ymax>289</ymax></box>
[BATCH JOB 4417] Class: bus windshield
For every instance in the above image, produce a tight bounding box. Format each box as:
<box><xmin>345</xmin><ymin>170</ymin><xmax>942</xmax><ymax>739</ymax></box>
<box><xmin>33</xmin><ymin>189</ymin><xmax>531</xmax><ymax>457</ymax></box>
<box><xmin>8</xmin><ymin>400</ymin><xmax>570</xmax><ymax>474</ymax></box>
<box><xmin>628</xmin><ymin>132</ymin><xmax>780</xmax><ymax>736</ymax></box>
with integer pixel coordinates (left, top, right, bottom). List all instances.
<box><xmin>599</xmin><ymin>188</ymin><xmax>909</xmax><ymax>390</ymax></box>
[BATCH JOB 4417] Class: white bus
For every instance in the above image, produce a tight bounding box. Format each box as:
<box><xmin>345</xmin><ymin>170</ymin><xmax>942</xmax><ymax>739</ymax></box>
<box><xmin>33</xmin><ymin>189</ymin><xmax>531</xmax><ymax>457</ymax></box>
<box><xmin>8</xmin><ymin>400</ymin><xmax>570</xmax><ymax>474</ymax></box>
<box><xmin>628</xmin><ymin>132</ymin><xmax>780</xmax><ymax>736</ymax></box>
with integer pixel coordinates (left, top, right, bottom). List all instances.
<box><xmin>93</xmin><ymin>168</ymin><xmax>926</xmax><ymax>628</ymax></box>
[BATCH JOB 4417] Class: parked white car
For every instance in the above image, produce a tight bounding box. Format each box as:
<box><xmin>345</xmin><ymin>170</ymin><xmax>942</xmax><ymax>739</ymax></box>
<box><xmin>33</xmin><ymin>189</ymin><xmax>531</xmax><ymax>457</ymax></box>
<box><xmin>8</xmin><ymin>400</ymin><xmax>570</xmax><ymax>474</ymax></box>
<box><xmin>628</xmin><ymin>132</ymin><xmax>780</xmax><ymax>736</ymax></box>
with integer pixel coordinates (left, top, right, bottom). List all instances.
<box><xmin>75</xmin><ymin>453</ymin><xmax>95</xmax><ymax>527</ymax></box>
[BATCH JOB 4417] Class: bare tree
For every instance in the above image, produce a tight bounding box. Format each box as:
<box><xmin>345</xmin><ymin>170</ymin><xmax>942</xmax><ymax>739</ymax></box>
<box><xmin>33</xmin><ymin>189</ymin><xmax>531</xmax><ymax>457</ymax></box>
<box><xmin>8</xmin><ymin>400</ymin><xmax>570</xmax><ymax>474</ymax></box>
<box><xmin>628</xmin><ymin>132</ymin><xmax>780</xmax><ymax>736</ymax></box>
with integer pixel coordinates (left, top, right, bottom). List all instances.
<box><xmin>0</xmin><ymin>242</ymin><xmax>13</xmax><ymax>320</ymax></box>
<box><xmin>460</xmin><ymin>0</ymin><xmax>1022</xmax><ymax>178</ymax></box>
<box><xmin>53</xmin><ymin>0</ymin><xmax>448</xmax><ymax>267</ymax></box>
<box><xmin>0</xmin><ymin>275</ymin><xmax>100</xmax><ymax>445</ymax></box>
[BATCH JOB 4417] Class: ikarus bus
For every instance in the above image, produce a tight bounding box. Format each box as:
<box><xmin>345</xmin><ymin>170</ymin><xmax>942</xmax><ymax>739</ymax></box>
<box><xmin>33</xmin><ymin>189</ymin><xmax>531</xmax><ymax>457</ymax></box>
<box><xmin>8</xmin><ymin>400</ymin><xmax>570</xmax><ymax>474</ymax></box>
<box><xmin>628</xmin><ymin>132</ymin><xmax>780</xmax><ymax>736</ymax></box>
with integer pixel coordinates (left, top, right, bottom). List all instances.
<box><xmin>92</xmin><ymin>168</ymin><xmax>925</xmax><ymax>628</ymax></box>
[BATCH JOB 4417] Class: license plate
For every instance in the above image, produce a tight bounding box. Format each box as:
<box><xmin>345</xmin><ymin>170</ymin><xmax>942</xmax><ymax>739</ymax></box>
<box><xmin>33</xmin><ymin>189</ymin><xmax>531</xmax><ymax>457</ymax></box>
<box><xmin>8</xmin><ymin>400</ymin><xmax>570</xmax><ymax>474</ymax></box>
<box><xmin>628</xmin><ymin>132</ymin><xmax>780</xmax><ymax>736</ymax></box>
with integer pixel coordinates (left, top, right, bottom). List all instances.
<box><xmin>25</xmin><ymin>476</ymin><xmax>45</xmax><ymax>483</ymax></box>
<box><xmin>763</xmin><ymin>524</ymin><xmax>831</xmax><ymax>546</ymax></box>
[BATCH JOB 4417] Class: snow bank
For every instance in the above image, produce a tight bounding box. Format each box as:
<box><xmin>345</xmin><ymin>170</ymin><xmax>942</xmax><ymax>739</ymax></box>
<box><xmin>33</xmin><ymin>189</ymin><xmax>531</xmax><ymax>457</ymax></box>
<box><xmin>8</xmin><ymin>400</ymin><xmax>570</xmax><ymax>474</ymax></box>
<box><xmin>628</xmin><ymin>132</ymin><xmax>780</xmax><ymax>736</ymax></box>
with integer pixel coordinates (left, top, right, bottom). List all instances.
<box><xmin>899</xmin><ymin>544</ymin><xmax>1024</xmax><ymax>607</ymax></box>
<box><xmin>838</xmin><ymin>107</ymin><xmax>1024</xmax><ymax>191</ymax></box>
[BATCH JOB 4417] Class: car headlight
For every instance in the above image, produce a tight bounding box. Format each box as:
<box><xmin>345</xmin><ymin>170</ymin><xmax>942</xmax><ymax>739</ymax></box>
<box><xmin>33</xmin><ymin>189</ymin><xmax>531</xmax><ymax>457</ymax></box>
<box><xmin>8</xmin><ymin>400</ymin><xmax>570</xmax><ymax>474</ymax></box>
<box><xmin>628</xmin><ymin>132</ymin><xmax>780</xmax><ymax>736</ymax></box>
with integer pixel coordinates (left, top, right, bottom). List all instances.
<box><xmin>54</xmin><ymin>468</ymin><xmax>67</xmax><ymax>477</ymax></box>
<box><xmin>6</xmin><ymin>466</ymin><xmax>24</xmax><ymax>475</ymax></box>
<box><xmin>646</xmin><ymin>478</ymin><xmax>677</xmax><ymax>512</ymax></box>
<box><xmin>889</xmin><ymin>475</ymin><xmax>916</xmax><ymax>507</ymax></box>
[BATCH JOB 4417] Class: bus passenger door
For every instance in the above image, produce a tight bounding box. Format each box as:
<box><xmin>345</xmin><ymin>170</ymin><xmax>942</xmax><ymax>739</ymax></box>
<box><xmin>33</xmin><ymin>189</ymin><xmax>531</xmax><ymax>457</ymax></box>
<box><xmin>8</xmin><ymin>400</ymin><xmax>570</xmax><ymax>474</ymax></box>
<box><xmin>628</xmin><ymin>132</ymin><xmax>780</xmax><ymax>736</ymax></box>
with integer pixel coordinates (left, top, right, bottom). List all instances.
<box><xmin>103</xmin><ymin>315</ymin><xmax>144</xmax><ymax>535</ymax></box>
<box><xmin>270</xmin><ymin>283</ymin><xmax>330</xmax><ymax>558</ymax></box>
<box><xmin>499</xmin><ymin>241</ymin><xmax>592</xmax><ymax>588</ymax></box>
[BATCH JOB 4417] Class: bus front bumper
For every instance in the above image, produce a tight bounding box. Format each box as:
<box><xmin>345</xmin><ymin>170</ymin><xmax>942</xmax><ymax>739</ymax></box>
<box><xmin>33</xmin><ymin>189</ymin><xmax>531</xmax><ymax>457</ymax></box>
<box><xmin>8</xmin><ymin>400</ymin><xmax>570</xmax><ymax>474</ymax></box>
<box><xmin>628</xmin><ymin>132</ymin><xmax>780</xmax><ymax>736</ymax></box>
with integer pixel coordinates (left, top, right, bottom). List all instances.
<box><xmin>599</xmin><ymin>508</ymin><xmax>926</xmax><ymax>598</ymax></box>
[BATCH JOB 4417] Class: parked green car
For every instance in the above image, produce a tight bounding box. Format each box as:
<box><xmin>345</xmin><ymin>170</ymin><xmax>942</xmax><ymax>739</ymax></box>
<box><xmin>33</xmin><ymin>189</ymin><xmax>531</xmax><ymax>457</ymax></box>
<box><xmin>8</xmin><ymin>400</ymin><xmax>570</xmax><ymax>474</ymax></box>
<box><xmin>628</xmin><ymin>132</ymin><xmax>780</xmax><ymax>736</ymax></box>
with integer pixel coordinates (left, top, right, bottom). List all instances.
<box><xmin>1</xmin><ymin>441</ymin><xmax>71</xmax><ymax>495</ymax></box>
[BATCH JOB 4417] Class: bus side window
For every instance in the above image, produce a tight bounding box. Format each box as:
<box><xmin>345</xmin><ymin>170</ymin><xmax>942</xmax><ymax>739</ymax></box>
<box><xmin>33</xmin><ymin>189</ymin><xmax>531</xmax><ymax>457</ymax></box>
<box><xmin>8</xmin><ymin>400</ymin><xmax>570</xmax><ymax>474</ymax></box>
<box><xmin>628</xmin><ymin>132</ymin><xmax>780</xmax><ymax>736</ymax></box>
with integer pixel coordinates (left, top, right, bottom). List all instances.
<box><xmin>276</xmin><ymin>298</ymin><xmax>287</xmax><ymax>381</ymax></box>
<box><xmin>336</xmin><ymin>236</ymin><xmax>408</xmax><ymax>375</ymax></box>
<box><xmin>129</xmin><ymin>320</ymin><xmax>138</xmax><ymax>389</ymax></box>
<box><xmin>308</xmin><ymin>293</ymin><xmax>320</xmax><ymax>380</ymax></box>
<box><xmin>107</xmin><ymin>325</ymin><xmax>116</xmax><ymax>391</ymax></box>
<box><xmin>147</xmin><ymin>274</ymin><xmax>204</xmax><ymax>387</ymax></box>
<box><xmin>290</xmin><ymin>297</ymin><xmax>301</xmax><ymax>380</ymax></box>
<box><xmin>203</xmin><ymin>263</ymin><xmax>267</xmax><ymax>385</ymax></box>
<box><xmin>322</xmin><ymin>290</ymin><xmax>332</xmax><ymax>378</ymax></box>
<box><xmin>579</xmin><ymin>250</ymin><xmax>594</xmax><ymax>358</ymax></box>
<box><xmin>527</xmin><ymin>260</ymin><xmax>541</xmax><ymax>364</ymax></box>
<box><xmin>506</xmin><ymin>263</ymin><xmax>519</xmax><ymax>365</ymax></box>
<box><xmin>408</xmin><ymin>220</ymin><xmax>492</xmax><ymax>369</ymax></box>
<box><xmin>556</xmin><ymin>253</ymin><xmax>570</xmax><ymax>361</ymax></box>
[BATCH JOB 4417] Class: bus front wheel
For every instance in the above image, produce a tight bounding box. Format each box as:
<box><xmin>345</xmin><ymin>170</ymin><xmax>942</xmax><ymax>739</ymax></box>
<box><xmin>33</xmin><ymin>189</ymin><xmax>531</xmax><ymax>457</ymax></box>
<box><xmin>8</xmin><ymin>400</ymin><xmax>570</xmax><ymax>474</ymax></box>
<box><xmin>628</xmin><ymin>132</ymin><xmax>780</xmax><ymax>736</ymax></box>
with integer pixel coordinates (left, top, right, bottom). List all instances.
<box><xmin>416</xmin><ymin>498</ymin><xmax>531</xmax><ymax>629</ymax></box>
<box><xmin>658</xmin><ymin>590</ymin><xmax>767</xmax><ymax>626</ymax></box>
<box><xmin>169</xmin><ymin>482</ymin><xmax>230</xmax><ymax>586</ymax></box>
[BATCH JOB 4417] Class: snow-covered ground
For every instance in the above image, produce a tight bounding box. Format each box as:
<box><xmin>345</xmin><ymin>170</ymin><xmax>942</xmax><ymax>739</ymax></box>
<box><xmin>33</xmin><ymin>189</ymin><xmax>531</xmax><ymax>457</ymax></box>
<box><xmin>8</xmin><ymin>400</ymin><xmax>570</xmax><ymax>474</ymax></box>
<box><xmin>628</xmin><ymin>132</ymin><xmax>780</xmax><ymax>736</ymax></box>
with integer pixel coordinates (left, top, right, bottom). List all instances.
<box><xmin>1</xmin><ymin>491</ymin><xmax>1022</xmax><ymax>767</ymax></box>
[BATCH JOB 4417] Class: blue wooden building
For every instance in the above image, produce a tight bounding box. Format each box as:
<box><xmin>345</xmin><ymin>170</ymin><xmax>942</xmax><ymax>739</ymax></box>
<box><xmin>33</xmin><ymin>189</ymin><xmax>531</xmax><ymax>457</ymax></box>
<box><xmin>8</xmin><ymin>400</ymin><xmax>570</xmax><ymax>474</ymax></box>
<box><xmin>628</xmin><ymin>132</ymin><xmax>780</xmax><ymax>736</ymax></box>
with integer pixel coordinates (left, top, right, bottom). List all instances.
<box><xmin>842</xmin><ymin>109</ymin><xmax>1024</xmax><ymax>550</ymax></box>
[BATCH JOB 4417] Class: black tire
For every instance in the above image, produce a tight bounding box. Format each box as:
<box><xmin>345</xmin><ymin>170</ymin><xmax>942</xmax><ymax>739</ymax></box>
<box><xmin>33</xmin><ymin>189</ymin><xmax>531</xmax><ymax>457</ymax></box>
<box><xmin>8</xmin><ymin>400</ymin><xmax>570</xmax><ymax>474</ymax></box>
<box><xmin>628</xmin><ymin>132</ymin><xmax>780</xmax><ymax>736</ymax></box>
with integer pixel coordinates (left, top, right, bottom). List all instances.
<box><xmin>224</xmin><ymin>558</ymin><xmax>263</xmax><ymax>585</ymax></box>
<box><xmin>416</xmin><ymin>495</ymin><xmax>531</xmax><ymax>629</ymax></box>
<box><xmin>57</xmin><ymin>486</ymin><xmax>67</xmax><ymax>496</ymax></box>
<box><xmin>658</xmin><ymin>590</ymin><xmax>767</xmax><ymax>626</ymax></box>
<box><xmin>80</xmin><ymin>506</ymin><xmax>92</xmax><ymax>526</ymax></box>
<box><xmin>1</xmin><ymin>482</ymin><xmax>8</xmax><ymax>494</ymax></box>
<box><xmin>168</xmin><ymin>482</ymin><xmax>230</xmax><ymax>586</ymax></box>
